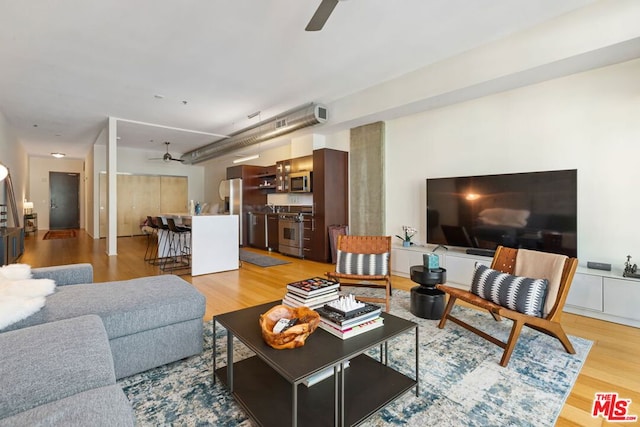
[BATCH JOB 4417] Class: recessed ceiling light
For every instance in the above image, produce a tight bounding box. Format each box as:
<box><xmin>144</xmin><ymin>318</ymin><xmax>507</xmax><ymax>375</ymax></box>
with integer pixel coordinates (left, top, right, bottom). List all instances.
<box><xmin>51</xmin><ymin>152</ymin><xmax>66</xmax><ymax>158</ymax></box>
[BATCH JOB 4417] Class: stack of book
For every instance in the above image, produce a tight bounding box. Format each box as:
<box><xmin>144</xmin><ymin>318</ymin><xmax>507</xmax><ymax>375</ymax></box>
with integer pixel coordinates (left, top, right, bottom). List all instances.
<box><xmin>282</xmin><ymin>277</ymin><xmax>340</xmax><ymax>309</ymax></box>
<box><xmin>315</xmin><ymin>295</ymin><xmax>383</xmax><ymax>340</ymax></box>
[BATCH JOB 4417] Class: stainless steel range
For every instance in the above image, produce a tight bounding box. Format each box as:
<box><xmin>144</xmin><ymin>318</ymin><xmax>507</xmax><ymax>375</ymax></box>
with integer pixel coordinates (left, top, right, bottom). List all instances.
<box><xmin>278</xmin><ymin>213</ymin><xmax>304</xmax><ymax>258</ymax></box>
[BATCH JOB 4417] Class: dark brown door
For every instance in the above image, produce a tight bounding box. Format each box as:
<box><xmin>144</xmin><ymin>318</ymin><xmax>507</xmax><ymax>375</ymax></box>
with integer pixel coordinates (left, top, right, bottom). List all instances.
<box><xmin>50</xmin><ymin>172</ymin><xmax>80</xmax><ymax>230</ymax></box>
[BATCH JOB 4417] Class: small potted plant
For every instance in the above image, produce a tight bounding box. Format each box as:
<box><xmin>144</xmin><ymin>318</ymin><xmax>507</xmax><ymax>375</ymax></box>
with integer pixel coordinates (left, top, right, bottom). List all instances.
<box><xmin>396</xmin><ymin>226</ymin><xmax>417</xmax><ymax>247</ymax></box>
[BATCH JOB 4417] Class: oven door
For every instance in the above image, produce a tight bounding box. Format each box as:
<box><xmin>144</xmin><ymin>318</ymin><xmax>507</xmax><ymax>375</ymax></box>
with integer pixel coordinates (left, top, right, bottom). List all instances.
<box><xmin>278</xmin><ymin>218</ymin><xmax>303</xmax><ymax>257</ymax></box>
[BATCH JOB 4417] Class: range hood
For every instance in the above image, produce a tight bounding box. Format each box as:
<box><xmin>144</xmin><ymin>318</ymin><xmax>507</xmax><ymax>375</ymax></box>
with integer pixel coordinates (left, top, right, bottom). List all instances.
<box><xmin>181</xmin><ymin>103</ymin><xmax>328</xmax><ymax>164</ymax></box>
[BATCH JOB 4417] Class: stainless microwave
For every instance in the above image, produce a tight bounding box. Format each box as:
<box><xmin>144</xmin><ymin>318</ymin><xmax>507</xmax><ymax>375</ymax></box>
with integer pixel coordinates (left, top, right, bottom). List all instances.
<box><xmin>289</xmin><ymin>171</ymin><xmax>312</xmax><ymax>192</ymax></box>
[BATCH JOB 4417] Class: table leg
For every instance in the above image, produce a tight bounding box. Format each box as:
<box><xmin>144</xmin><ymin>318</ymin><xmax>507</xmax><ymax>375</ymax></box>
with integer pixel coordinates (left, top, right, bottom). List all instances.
<box><xmin>340</xmin><ymin>361</ymin><xmax>345</xmax><ymax>427</ymax></box>
<box><xmin>334</xmin><ymin>365</ymin><xmax>339</xmax><ymax>426</ymax></box>
<box><xmin>292</xmin><ymin>382</ymin><xmax>298</xmax><ymax>427</ymax></box>
<box><xmin>415</xmin><ymin>325</ymin><xmax>420</xmax><ymax>396</ymax></box>
<box><xmin>227</xmin><ymin>331</ymin><xmax>234</xmax><ymax>392</ymax></box>
<box><xmin>212</xmin><ymin>319</ymin><xmax>217</xmax><ymax>384</ymax></box>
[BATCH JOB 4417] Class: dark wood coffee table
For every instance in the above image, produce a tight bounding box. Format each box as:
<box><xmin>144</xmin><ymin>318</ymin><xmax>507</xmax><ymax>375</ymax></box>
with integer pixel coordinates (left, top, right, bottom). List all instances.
<box><xmin>213</xmin><ymin>301</ymin><xmax>418</xmax><ymax>427</ymax></box>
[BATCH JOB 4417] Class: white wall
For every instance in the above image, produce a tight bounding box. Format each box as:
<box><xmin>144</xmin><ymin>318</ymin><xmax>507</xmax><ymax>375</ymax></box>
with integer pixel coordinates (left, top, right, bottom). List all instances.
<box><xmin>384</xmin><ymin>58</ymin><xmax>640</xmax><ymax>266</ymax></box>
<box><xmin>93</xmin><ymin>144</ymin><xmax>205</xmax><ymax>198</ymax></box>
<box><xmin>28</xmin><ymin>156</ymin><xmax>85</xmax><ymax>230</ymax></box>
<box><xmin>0</xmin><ymin>110</ymin><xmax>27</xmax><ymax>227</ymax></box>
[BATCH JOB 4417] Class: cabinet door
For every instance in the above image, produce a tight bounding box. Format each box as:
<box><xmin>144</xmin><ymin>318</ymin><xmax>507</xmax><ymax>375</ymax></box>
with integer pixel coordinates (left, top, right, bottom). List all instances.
<box><xmin>160</xmin><ymin>176</ymin><xmax>188</xmax><ymax>213</ymax></box>
<box><xmin>303</xmin><ymin>217</ymin><xmax>314</xmax><ymax>259</ymax></box>
<box><xmin>392</xmin><ymin>247</ymin><xmax>426</xmax><ymax>277</ymax></box>
<box><xmin>132</xmin><ymin>175</ymin><xmax>160</xmax><ymax>235</ymax></box>
<box><xmin>267</xmin><ymin>215</ymin><xmax>279</xmax><ymax>250</ymax></box>
<box><xmin>117</xmin><ymin>174</ymin><xmax>133</xmax><ymax>236</ymax></box>
<box><xmin>565</xmin><ymin>273</ymin><xmax>603</xmax><ymax>312</ymax></box>
<box><xmin>604</xmin><ymin>277</ymin><xmax>640</xmax><ymax>321</ymax></box>
<box><xmin>445</xmin><ymin>254</ymin><xmax>491</xmax><ymax>289</ymax></box>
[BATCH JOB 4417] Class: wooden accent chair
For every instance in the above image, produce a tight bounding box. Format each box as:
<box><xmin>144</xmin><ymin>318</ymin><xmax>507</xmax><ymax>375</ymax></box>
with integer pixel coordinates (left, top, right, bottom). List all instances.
<box><xmin>436</xmin><ymin>245</ymin><xmax>578</xmax><ymax>367</ymax></box>
<box><xmin>326</xmin><ymin>235</ymin><xmax>392</xmax><ymax>312</ymax></box>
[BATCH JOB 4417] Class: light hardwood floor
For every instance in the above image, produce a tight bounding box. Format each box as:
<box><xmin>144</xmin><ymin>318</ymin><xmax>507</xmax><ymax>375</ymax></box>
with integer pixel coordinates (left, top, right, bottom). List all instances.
<box><xmin>22</xmin><ymin>230</ymin><xmax>639</xmax><ymax>426</ymax></box>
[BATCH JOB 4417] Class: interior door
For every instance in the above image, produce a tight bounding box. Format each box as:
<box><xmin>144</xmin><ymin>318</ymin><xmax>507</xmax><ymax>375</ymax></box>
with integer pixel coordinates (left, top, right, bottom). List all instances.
<box><xmin>50</xmin><ymin>172</ymin><xmax>80</xmax><ymax>230</ymax></box>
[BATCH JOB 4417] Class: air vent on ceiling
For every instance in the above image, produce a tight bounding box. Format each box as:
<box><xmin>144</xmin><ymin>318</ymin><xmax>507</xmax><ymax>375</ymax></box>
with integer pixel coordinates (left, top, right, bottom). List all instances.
<box><xmin>181</xmin><ymin>103</ymin><xmax>328</xmax><ymax>164</ymax></box>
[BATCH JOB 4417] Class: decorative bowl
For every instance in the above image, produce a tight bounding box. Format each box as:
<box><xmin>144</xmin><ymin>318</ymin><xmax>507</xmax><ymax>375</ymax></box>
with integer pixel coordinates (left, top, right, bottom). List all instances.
<box><xmin>259</xmin><ymin>305</ymin><xmax>320</xmax><ymax>350</ymax></box>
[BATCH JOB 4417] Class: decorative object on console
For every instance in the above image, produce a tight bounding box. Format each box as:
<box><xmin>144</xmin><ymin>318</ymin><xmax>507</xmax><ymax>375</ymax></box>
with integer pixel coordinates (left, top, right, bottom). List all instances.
<box><xmin>396</xmin><ymin>225</ymin><xmax>416</xmax><ymax>247</ymax></box>
<box><xmin>423</xmin><ymin>252</ymin><xmax>439</xmax><ymax>269</ymax></box>
<box><xmin>586</xmin><ymin>261</ymin><xmax>611</xmax><ymax>271</ymax></box>
<box><xmin>259</xmin><ymin>304</ymin><xmax>320</xmax><ymax>349</ymax></box>
<box><xmin>623</xmin><ymin>255</ymin><xmax>640</xmax><ymax>278</ymax></box>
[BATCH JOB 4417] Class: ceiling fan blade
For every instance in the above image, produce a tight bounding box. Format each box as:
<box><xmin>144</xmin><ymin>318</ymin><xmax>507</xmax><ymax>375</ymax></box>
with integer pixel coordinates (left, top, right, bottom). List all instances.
<box><xmin>305</xmin><ymin>0</ymin><xmax>339</xmax><ymax>31</ymax></box>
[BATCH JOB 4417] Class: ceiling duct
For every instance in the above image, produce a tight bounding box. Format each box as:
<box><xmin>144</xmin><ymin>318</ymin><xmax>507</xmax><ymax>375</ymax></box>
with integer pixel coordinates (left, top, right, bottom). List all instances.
<box><xmin>181</xmin><ymin>103</ymin><xmax>328</xmax><ymax>164</ymax></box>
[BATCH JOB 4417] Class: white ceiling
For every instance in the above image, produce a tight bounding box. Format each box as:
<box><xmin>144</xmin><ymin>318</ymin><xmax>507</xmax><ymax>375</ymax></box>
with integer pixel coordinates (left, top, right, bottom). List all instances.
<box><xmin>0</xmin><ymin>0</ymin><xmax>597</xmax><ymax>160</ymax></box>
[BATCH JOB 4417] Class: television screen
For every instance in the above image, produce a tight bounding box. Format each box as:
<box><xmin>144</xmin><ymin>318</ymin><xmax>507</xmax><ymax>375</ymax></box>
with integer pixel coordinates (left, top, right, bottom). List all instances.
<box><xmin>426</xmin><ymin>169</ymin><xmax>577</xmax><ymax>257</ymax></box>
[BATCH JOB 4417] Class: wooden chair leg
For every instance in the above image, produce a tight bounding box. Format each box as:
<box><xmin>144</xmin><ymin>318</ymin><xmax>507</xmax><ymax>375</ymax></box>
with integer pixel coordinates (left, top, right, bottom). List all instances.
<box><xmin>438</xmin><ymin>295</ymin><xmax>458</xmax><ymax>329</ymax></box>
<box><xmin>545</xmin><ymin>322</ymin><xmax>576</xmax><ymax>354</ymax></box>
<box><xmin>500</xmin><ymin>319</ymin><xmax>525</xmax><ymax>367</ymax></box>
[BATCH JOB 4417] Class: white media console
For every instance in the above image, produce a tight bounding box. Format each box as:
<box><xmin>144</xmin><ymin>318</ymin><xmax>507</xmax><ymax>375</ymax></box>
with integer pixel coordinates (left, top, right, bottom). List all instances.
<box><xmin>392</xmin><ymin>244</ymin><xmax>640</xmax><ymax>328</ymax></box>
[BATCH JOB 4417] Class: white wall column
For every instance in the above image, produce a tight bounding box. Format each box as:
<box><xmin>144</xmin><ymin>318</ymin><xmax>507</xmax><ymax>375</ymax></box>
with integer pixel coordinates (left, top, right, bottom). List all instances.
<box><xmin>106</xmin><ymin>117</ymin><xmax>118</xmax><ymax>255</ymax></box>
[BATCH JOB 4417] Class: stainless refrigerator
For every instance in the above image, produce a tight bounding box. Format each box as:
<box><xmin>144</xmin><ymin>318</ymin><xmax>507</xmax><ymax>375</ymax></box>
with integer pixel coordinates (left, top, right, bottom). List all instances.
<box><xmin>219</xmin><ymin>178</ymin><xmax>243</xmax><ymax>242</ymax></box>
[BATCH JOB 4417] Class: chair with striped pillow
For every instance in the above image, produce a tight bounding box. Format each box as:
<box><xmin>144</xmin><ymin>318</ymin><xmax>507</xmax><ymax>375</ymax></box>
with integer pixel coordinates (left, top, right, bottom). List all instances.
<box><xmin>436</xmin><ymin>245</ymin><xmax>578</xmax><ymax>367</ymax></box>
<box><xmin>326</xmin><ymin>235</ymin><xmax>392</xmax><ymax>312</ymax></box>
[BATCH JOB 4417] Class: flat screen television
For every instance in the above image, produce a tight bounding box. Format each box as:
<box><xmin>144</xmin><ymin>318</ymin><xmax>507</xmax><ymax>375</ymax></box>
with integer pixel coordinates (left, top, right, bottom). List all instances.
<box><xmin>426</xmin><ymin>169</ymin><xmax>577</xmax><ymax>257</ymax></box>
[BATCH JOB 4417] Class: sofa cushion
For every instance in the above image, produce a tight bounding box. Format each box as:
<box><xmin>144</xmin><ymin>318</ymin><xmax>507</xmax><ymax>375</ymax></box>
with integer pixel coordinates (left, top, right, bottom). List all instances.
<box><xmin>470</xmin><ymin>264</ymin><xmax>548</xmax><ymax>318</ymax></box>
<box><xmin>0</xmin><ymin>385</ymin><xmax>134</xmax><ymax>427</ymax></box>
<box><xmin>1</xmin><ymin>275</ymin><xmax>205</xmax><ymax>338</ymax></box>
<box><xmin>0</xmin><ymin>315</ymin><xmax>116</xmax><ymax>419</ymax></box>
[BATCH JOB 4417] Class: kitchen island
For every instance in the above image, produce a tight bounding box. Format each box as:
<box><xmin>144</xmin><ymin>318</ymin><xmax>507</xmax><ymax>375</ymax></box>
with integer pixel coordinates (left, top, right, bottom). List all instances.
<box><xmin>158</xmin><ymin>214</ymin><xmax>239</xmax><ymax>276</ymax></box>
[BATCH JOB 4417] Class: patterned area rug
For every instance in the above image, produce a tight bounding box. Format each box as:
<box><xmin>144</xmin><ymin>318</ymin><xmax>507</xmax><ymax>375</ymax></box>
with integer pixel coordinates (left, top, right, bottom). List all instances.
<box><xmin>42</xmin><ymin>229</ymin><xmax>77</xmax><ymax>240</ymax></box>
<box><xmin>239</xmin><ymin>249</ymin><xmax>291</xmax><ymax>267</ymax></box>
<box><xmin>118</xmin><ymin>289</ymin><xmax>592</xmax><ymax>426</ymax></box>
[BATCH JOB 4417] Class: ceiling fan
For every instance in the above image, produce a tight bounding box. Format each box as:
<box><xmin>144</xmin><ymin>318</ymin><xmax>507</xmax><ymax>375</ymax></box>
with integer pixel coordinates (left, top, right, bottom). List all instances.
<box><xmin>149</xmin><ymin>142</ymin><xmax>185</xmax><ymax>163</ymax></box>
<box><xmin>305</xmin><ymin>0</ymin><xmax>346</xmax><ymax>31</ymax></box>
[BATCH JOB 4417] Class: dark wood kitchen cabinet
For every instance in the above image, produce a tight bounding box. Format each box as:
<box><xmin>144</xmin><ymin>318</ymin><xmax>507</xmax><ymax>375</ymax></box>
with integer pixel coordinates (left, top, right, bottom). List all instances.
<box><xmin>267</xmin><ymin>214</ymin><xmax>279</xmax><ymax>251</ymax></box>
<box><xmin>306</xmin><ymin>148</ymin><xmax>348</xmax><ymax>263</ymax></box>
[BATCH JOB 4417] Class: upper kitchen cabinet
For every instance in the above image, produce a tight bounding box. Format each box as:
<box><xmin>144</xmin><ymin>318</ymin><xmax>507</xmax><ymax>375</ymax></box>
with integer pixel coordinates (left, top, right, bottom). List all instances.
<box><xmin>275</xmin><ymin>160</ymin><xmax>291</xmax><ymax>193</ymax></box>
<box><xmin>291</xmin><ymin>155</ymin><xmax>313</xmax><ymax>173</ymax></box>
<box><xmin>306</xmin><ymin>148</ymin><xmax>349</xmax><ymax>263</ymax></box>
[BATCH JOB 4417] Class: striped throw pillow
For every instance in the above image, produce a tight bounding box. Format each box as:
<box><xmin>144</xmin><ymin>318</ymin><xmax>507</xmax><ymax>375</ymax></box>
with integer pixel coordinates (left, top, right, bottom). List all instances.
<box><xmin>336</xmin><ymin>250</ymin><xmax>389</xmax><ymax>276</ymax></box>
<box><xmin>470</xmin><ymin>264</ymin><xmax>548</xmax><ymax>318</ymax></box>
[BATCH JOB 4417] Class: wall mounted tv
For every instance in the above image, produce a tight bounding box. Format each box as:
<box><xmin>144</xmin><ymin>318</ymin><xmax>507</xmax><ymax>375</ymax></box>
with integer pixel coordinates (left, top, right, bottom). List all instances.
<box><xmin>426</xmin><ymin>169</ymin><xmax>577</xmax><ymax>257</ymax></box>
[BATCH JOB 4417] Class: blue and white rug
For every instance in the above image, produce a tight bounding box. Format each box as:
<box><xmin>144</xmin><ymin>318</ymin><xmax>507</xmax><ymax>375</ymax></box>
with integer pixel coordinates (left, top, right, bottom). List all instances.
<box><xmin>118</xmin><ymin>289</ymin><xmax>592</xmax><ymax>426</ymax></box>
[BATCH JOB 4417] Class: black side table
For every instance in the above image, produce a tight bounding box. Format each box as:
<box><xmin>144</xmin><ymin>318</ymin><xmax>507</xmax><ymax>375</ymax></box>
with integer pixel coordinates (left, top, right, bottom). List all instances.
<box><xmin>409</xmin><ymin>265</ymin><xmax>446</xmax><ymax>320</ymax></box>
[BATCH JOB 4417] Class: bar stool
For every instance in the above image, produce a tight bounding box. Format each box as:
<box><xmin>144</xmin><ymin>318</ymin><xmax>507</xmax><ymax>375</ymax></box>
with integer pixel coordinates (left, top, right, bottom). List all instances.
<box><xmin>163</xmin><ymin>218</ymin><xmax>191</xmax><ymax>273</ymax></box>
<box><xmin>155</xmin><ymin>216</ymin><xmax>172</xmax><ymax>269</ymax></box>
<box><xmin>144</xmin><ymin>216</ymin><xmax>160</xmax><ymax>263</ymax></box>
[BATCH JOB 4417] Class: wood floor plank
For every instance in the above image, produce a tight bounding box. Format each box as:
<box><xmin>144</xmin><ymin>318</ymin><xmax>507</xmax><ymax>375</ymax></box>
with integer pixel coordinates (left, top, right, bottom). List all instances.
<box><xmin>21</xmin><ymin>230</ymin><xmax>640</xmax><ymax>426</ymax></box>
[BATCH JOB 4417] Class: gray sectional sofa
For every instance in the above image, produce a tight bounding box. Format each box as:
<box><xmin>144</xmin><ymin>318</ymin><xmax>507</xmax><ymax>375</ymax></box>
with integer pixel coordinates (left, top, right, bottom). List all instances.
<box><xmin>0</xmin><ymin>264</ymin><xmax>206</xmax><ymax>426</ymax></box>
